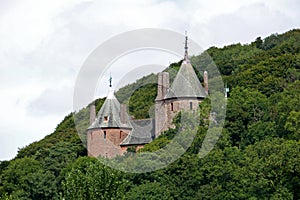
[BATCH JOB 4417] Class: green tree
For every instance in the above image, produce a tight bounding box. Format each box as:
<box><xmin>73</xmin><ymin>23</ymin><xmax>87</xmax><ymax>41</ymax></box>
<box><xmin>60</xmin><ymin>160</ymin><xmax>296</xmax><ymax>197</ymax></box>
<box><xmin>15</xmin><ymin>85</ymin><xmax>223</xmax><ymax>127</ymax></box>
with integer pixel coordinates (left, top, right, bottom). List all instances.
<box><xmin>126</xmin><ymin>182</ymin><xmax>173</xmax><ymax>200</ymax></box>
<box><xmin>0</xmin><ymin>157</ymin><xmax>57</xmax><ymax>199</ymax></box>
<box><xmin>225</xmin><ymin>87</ymin><xmax>268</xmax><ymax>147</ymax></box>
<box><xmin>255</xmin><ymin>37</ymin><xmax>263</xmax><ymax>49</ymax></box>
<box><xmin>244</xmin><ymin>139</ymin><xmax>300</xmax><ymax>199</ymax></box>
<box><xmin>284</xmin><ymin>110</ymin><xmax>300</xmax><ymax>140</ymax></box>
<box><xmin>62</xmin><ymin>157</ymin><xmax>126</xmax><ymax>200</ymax></box>
<box><xmin>273</xmin><ymin>81</ymin><xmax>300</xmax><ymax>138</ymax></box>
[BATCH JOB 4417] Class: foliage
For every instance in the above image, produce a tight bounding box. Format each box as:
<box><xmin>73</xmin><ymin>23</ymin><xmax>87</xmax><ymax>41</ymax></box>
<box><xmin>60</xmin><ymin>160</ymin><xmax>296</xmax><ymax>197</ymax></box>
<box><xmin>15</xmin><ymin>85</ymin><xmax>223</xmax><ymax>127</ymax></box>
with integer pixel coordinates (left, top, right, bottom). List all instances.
<box><xmin>128</xmin><ymin>83</ymin><xmax>157</xmax><ymax>119</ymax></box>
<box><xmin>0</xmin><ymin>157</ymin><xmax>57</xmax><ymax>199</ymax></box>
<box><xmin>62</xmin><ymin>157</ymin><xmax>126</xmax><ymax>200</ymax></box>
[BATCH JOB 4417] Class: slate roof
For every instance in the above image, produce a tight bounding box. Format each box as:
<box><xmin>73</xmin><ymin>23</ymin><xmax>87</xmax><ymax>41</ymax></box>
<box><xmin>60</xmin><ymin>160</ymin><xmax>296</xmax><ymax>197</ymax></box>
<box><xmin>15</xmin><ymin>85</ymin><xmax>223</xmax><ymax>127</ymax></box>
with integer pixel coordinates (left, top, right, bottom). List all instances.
<box><xmin>165</xmin><ymin>61</ymin><xmax>207</xmax><ymax>99</ymax></box>
<box><xmin>121</xmin><ymin>119</ymin><xmax>154</xmax><ymax>146</ymax></box>
<box><xmin>88</xmin><ymin>88</ymin><xmax>132</xmax><ymax>129</ymax></box>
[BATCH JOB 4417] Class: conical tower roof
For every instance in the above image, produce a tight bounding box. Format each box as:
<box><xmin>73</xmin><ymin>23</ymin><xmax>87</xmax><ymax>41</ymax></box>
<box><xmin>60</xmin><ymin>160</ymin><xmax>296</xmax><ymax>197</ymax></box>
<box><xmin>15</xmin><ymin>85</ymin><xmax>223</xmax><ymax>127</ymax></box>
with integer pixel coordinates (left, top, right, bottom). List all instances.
<box><xmin>89</xmin><ymin>78</ymin><xmax>132</xmax><ymax>129</ymax></box>
<box><xmin>165</xmin><ymin>34</ymin><xmax>207</xmax><ymax>99</ymax></box>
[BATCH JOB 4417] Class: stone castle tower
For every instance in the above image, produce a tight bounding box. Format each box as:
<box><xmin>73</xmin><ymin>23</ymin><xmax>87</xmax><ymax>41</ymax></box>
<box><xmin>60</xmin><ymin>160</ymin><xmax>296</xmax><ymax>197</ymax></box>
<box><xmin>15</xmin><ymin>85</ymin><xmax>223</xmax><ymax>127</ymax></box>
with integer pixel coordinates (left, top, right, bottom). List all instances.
<box><xmin>86</xmin><ymin>84</ymin><xmax>132</xmax><ymax>158</ymax></box>
<box><xmin>155</xmin><ymin>34</ymin><xmax>208</xmax><ymax>137</ymax></box>
<box><xmin>87</xmin><ymin>78</ymin><xmax>154</xmax><ymax>158</ymax></box>
<box><xmin>87</xmin><ymin>34</ymin><xmax>208</xmax><ymax>158</ymax></box>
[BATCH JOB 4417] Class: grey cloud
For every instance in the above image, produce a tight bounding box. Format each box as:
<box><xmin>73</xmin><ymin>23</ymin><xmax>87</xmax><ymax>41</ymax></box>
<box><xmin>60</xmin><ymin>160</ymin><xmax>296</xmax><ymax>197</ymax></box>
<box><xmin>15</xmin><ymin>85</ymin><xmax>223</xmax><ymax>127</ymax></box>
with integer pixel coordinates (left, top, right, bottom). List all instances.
<box><xmin>27</xmin><ymin>86</ymin><xmax>73</xmax><ymax>117</ymax></box>
<box><xmin>201</xmin><ymin>3</ymin><xmax>299</xmax><ymax>47</ymax></box>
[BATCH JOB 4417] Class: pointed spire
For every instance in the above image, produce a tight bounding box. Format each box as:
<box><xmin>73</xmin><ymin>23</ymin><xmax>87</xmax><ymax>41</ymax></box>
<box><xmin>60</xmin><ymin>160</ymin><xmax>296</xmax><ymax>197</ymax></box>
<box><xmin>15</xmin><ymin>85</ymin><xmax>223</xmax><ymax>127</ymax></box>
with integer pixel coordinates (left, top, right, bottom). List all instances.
<box><xmin>184</xmin><ymin>31</ymin><xmax>189</xmax><ymax>63</ymax></box>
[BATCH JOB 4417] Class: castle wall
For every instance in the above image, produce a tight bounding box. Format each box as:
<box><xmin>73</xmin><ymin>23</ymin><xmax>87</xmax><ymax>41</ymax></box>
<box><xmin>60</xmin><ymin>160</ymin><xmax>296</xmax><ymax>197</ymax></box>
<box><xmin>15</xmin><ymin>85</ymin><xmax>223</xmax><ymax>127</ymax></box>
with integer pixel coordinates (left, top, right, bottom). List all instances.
<box><xmin>87</xmin><ymin>128</ymin><xmax>130</xmax><ymax>158</ymax></box>
<box><xmin>155</xmin><ymin>100</ymin><xmax>166</xmax><ymax>137</ymax></box>
<box><xmin>160</xmin><ymin>98</ymin><xmax>203</xmax><ymax>133</ymax></box>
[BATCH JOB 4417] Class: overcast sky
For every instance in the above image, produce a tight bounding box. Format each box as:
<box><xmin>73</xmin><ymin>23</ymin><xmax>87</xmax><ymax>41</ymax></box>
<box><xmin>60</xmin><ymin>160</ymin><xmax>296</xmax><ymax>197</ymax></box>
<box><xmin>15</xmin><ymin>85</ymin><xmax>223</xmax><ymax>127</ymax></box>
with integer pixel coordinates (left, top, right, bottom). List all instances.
<box><xmin>0</xmin><ymin>0</ymin><xmax>299</xmax><ymax>161</ymax></box>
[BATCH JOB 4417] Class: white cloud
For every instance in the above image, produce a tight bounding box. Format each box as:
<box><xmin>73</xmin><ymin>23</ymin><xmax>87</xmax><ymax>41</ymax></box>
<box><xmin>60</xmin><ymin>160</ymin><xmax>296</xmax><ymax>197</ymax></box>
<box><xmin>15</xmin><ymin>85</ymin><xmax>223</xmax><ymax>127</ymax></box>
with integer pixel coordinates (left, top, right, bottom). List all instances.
<box><xmin>27</xmin><ymin>85</ymin><xmax>73</xmax><ymax>117</ymax></box>
<box><xmin>187</xmin><ymin>1</ymin><xmax>300</xmax><ymax>48</ymax></box>
<box><xmin>0</xmin><ymin>85</ymin><xmax>62</xmax><ymax>160</ymax></box>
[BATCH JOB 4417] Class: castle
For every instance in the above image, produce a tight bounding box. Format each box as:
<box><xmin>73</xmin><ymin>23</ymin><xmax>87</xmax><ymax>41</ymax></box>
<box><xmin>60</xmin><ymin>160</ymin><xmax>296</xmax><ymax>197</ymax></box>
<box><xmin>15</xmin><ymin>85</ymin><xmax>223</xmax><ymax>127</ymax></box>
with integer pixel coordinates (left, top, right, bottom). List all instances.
<box><xmin>86</xmin><ymin>35</ymin><xmax>208</xmax><ymax>158</ymax></box>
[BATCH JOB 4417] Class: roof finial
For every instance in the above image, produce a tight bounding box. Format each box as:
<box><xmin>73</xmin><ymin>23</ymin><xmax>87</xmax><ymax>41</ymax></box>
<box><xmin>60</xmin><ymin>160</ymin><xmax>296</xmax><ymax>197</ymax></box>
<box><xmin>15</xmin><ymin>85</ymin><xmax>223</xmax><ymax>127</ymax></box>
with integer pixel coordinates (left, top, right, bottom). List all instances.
<box><xmin>184</xmin><ymin>31</ymin><xmax>189</xmax><ymax>63</ymax></box>
<box><xmin>109</xmin><ymin>74</ymin><xmax>112</xmax><ymax>87</ymax></box>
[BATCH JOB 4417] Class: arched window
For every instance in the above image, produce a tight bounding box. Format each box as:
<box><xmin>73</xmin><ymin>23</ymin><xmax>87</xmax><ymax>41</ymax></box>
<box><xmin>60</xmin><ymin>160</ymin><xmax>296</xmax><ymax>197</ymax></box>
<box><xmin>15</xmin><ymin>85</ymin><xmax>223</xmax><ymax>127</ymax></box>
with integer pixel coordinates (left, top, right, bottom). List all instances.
<box><xmin>171</xmin><ymin>103</ymin><xmax>174</xmax><ymax>111</ymax></box>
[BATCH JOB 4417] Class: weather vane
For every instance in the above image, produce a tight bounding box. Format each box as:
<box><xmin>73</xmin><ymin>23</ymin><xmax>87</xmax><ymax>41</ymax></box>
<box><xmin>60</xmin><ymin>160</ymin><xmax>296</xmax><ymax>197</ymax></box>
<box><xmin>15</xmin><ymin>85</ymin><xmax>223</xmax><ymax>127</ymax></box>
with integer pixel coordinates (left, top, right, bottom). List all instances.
<box><xmin>109</xmin><ymin>74</ymin><xmax>112</xmax><ymax>87</ymax></box>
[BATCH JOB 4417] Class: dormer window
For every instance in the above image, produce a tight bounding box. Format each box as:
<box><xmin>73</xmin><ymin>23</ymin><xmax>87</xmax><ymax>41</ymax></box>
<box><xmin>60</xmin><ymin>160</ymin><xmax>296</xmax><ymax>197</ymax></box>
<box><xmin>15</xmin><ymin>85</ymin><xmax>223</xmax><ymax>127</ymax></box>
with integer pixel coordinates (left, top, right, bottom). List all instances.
<box><xmin>104</xmin><ymin>116</ymin><xmax>108</xmax><ymax>122</ymax></box>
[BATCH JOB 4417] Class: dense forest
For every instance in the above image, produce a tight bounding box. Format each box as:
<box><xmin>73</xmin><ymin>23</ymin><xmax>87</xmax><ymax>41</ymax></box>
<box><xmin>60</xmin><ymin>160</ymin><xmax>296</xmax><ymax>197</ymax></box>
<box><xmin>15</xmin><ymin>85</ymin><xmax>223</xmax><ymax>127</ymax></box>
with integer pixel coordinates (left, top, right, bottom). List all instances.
<box><xmin>1</xmin><ymin>29</ymin><xmax>300</xmax><ymax>199</ymax></box>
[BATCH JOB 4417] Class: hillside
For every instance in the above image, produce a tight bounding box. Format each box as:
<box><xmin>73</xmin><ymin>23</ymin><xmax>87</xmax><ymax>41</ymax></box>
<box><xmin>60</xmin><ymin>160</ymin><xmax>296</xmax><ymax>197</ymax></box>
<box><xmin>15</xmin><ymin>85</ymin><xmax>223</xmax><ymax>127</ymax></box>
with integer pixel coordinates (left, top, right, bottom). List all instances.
<box><xmin>0</xmin><ymin>29</ymin><xmax>300</xmax><ymax>199</ymax></box>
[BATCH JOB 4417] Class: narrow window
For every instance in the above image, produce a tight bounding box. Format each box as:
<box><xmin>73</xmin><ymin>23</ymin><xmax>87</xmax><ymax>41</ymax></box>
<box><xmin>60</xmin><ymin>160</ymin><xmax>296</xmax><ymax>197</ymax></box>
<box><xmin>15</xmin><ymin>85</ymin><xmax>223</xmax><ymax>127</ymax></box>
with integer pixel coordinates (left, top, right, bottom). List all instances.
<box><xmin>104</xmin><ymin>116</ymin><xmax>108</xmax><ymax>122</ymax></box>
<box><xmin>171</xmin><ymin>103</ymin><xmax>174</xmax><ymax>111</ymax></box>
<box><xmin>190</xmin><ymin>102</ymin><xmax>193</xmax><ymax>110</ymax></box>
<box><xmin>120</xmin><ymin>131</ymin><xmax>122</xmax><ymax>138</ymax></box>
<box><xmin>104</xmin><ymin>131</ymin><xmax>106</xmax><ymax>139</ymax></box>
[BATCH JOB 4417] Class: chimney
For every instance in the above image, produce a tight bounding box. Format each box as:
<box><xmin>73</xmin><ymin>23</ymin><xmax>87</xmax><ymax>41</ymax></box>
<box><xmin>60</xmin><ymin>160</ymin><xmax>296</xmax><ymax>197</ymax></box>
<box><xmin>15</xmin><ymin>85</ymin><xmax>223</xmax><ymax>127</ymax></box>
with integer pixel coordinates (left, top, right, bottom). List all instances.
<box><xmin>156</xmin><ymin>72</ymin><xmax>170</xmax><ymax>101</ymax></box>
<box><xmin>204</xmin><ymin>71</ymin><xmax>208</xmax><ymax>94</ymax></box>
<box><xmin>162</xmin><ymin>72</ymin><xmax>169</xmax><ymax>97</ymax></box>
<box><xmin>120</xmin><ymin>104</ymin><xmax>127</xmax><ymax>124</ymax></box>
<box><xmin>89</xmin><ymin>101</ymin><xmax>96</xmax><ymax>125</ymax></box>
<box><xmin>156</xmin><ymin>72</ymin><xmax>163</xmax><ymax>100</ymax></box>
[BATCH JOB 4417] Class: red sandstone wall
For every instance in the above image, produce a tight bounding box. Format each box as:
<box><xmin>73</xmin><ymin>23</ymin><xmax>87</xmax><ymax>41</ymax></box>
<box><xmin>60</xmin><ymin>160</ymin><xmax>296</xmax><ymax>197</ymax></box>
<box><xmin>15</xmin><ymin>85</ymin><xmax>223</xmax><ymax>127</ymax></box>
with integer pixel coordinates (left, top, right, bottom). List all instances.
<box><xmin>161</xmin><ymin>99</ymin><xmax>202</xmax><ymax>133</ymax></box>
<box><xmin>87</xmin><ymin>128</ymin><xmax>130</xmax><ymax>158</ymax></box>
